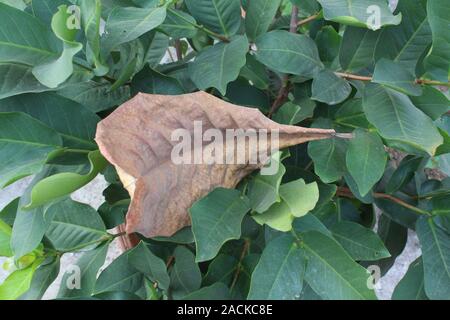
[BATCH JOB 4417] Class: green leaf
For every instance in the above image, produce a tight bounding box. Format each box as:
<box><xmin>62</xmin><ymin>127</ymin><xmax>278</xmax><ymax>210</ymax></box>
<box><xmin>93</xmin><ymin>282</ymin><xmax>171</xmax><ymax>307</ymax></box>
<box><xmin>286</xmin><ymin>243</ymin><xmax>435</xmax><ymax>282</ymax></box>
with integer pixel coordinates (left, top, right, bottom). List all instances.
<box><xmin>253</xmin><ymin>179</ymin><xmax>319</xmax><ymax>232</ymax></box>
<box><xmin>143</xmin><ymin>31</ymin><xmax>170</xmax><ymax>67</ymax></box>
<box><xmin>273</xmin><ymin>101</ymin><xmax>312</xmax><ymax>125</ymax></box>
<box><xmin>362</xmin><ymin>84</ymin><xmax>443</xmax><ymax>156</ymax></box>
<box><xmin>410</xmin><ymin>86</ymin><xmax>450</xmax><ymax>121</ymax></box>
<box><xmin>0</xmin><ymin>93</ymin><xmax>100</xmax><ymax>150</ymax></box>
<box><xmin>169</xmin><ymin>246</ymin><xmax>201</xmax><ymax>299</ymax></box>
<box><xmin>248</xmin><ymin>154</ymin><xmax>286</xmax><ymax>213</ymax></box>
<box><xmin>0</xmin><ymin>259</ymin><xmax>41</xmax><ymax>300</ymax></box>
<box><xmin>80</xmin><ymin>0</ymin><xmax>109</xmax><ymax>76</ymax></box>
<box><xmin>56</xmin><ymin>80</ymin><xmax>131</xmax><ymax>112</ymax></box>
<box><xmin>185</xmin><ymin>0</ymin><xmax>241</xmax><ymax>37</ymax></box>
<box><xmin>203</xmin><ymin>254</ymin><xmax>238</xmax><ymax>286</ymax></box>
<box><xmin>339</xmin><ymin>27</ymin><xmax>379</xmax><ymax>72</ymax></box>
<box><xmin>183</xmin><ymin>283</ymin><xmax>230</xmax><ymax>300</ymax></box>
<box><xmin>0</xmin><ymin>112</ymin><xmax>62</xmax><ymax>188</ymax></box>
<box><xmin>128</xmin><ymin>241</ymin><xmax>170</xmax><ymax>291</ymax></box>
<box><xmin>255</xmin><ymin>30</ymin><xmax>323</xmax><ymax>77</ymax></box>
<box><xmin>0</xmin><ymin>3</ymin><xmax>59</xmax><ymax>66</ymax></box>
<box><xmin>239</xmin><ymin>54</ymin><xmax>270</xmax><ymax>90</ymax></box>
<box><xmin>392</xmin><ymin>258</ymin><xmax>428</xmax><ymax>300</ymax></box>
<box><xmin>385</xmin><ymin>156</ymin><xmax>424</xmax><ymax>194</ymax></box>
<box><xmin>95</xmin><ymin>249</ymin><xmax>144</xmax><ymax>295</ymax></box>
<box><xmin>0</xmin><ymin>219</ymin><xmax>13</xmax><ymax>257</ymax></box>
<box><xmin>346</xmin><ymin>129</ymin><xmax>387</xmax><ymax>196</ymax></box>
<box><xmin>316</xmin><ymin>25</ymin><xmax>342</xmax><ymax>64</ymax></box>
<box><xmin>424</xmin><ymin>0</ymin><xmax>450</xmax><ymax>82</ymax></box>
<box><xmin>311</xmin><ymin>69</ymin><xmax>352</xmax><ymax>105</ymax></box>
<box><xmin>334</xmin><ymin>98</ymin><xmax>370</xmax><ymax>129</ymax></box>
<box><xmin>330</xmin><ymin>221</ymin><xmax>390</xmax><ymax>261</ymax></box>
<box><xmin>45</xmin><ymin>198</ymin><xmax>108</xmax><ymax>252</ymax></box>
<box><xmin>245</xmin><ymin>0</ymin><xmax>281</xmax><ymax>42</ymax></box>
<box><xmin>25</xmin><ymin>150</ymin><xmax>107</xmax><ymax>209</ymax></box>
<box><xmin>317</xmin><ymin>0</ymin><xmax>401</xmax><ymax>29</ymax></box>
<box><xmin>189</xmin><ymin>35</ymin><xmax>249</xmax><ymax>95</ymax></box>
<box><xmin>132</xmin><ymin>67</ymin><xmax>185</xmax><ymax>95</ymax></box>
<box><xmin>32</xmin><ymin>5</ymin><xmax>83</xmax><ymax>88</ymax></box>
<box><xmin>308</xmin><ymin>119</ymin><xmax>348</xmax><ymax>183</ymax></box>
<box><xmin>375</xmin><ymin>197</ymin><xmax>420</xmax><ymax>230</ymax></box>
<box><xmin>103</xmin><ymin>5</ymin><xmax>167</xmax><ymax>52</ymax></box>
<box><xmin>190</xmin><ymin>188</ymin><xmax>250</xmax><ymax>262</ymax></box>
<box><xmin>159</xmin><ymin>8</ymin><xmax>198</xmax><ymax>39</ymax></box>
<box><xmin>301</xmin><ymin>231</ymin><xmax>377</xmax><ymax>300</ymax></box>
<box><xmin>372</xmin><ymin>59</ymin><xmax>422</xmax><ymax>96</ymax></box>
<box><xmin>58</xmin><ymin>243</ymin><xmax>108</xmax><ymax>298</ymax></box>
<box><xmin>374</xmin><ymin>0</ymin><xmax>431</xmax><ymax>72</ymax></box>
<box><xmin>248</xmin><ymin>234</ymin><xmax>304</xmax><ymax>299</ymax></box>
<box><xmin>0</xmin><ymin>0</ymin><xmax>26</xmax><ymax>10</ymax></box>
<box><xmin>416</xmin><ymin>217</ymin><xmax>450</xmax><ymax>300</ymax></box>
<box><xmin>20</xmin><ymin>257</ymin><xmax>60</xmax><ymax>300</ymax></box>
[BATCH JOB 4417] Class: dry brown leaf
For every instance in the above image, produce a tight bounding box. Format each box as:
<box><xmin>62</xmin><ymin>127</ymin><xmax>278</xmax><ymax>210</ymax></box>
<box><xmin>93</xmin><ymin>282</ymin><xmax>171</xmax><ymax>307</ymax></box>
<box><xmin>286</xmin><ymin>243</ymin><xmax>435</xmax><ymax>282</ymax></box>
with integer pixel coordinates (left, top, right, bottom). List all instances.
<box><xmin>96</xmin><ymin>91</ymin><xmax>336</xmax><ymax>238</ymax></box>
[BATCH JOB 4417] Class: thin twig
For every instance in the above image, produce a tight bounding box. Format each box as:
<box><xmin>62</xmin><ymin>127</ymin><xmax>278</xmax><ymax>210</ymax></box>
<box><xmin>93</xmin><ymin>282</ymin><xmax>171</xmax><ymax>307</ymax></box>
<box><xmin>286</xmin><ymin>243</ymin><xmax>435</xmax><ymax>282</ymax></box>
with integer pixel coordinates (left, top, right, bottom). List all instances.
<box><xmin>335</xmin><ymin>72</ymin><xmax>450</xmax><ymax>87</ymax></box>
<box><xmin>297</xmin><ymin>13</ymin><xmax>320</xmax><ymax>27</ymax></box>
<box><xmin>174</xmin><ymin>40</ymin><xmax>183</xmax><ymax>60</ymax></box>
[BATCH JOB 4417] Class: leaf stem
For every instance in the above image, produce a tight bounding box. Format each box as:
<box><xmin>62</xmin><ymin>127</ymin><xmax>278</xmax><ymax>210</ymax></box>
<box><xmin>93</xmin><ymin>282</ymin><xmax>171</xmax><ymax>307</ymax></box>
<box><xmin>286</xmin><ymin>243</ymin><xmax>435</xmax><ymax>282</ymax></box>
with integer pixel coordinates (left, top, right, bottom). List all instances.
<box><xmin>230</xmin><ymin>239</ymin><xmax>250</xmax><ymax>292</ymax></box>
<box><xmin>167</xmin><ymin>8</ymin><xmax>230</xmax><ymax>43</ymax></box>
<box><xmin>335</xmin><ymin>72</ymin><xmax>450</xmax><ymax>87</ymax></box>
<box><xmin>297</xmin><ymin>13</ymin><xmax>320</xmax><ymax>27</ymax></box>
<box><xmin>337</xmin><ymin>187</ymin><xmax>431</xmax><ymax>216</ymax></box>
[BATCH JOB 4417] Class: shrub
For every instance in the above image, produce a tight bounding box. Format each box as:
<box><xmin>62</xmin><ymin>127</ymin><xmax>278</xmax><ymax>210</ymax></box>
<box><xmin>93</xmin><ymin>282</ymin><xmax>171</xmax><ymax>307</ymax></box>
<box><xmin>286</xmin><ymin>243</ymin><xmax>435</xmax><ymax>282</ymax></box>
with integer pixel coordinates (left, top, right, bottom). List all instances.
<box><xmin>0</xmin><ymin>0</ymin><xmax>449</xmax><ymax>300</ymax></box>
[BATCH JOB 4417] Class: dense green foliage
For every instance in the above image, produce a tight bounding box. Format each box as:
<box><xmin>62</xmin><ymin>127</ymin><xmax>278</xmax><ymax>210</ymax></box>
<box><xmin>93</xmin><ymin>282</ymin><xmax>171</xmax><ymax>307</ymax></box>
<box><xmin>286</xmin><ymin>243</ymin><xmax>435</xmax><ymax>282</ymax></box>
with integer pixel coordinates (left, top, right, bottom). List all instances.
<box><xmin>0</xmin><ymin>0</ymin><xmax>449</xmax><ymax>300</ymax></box>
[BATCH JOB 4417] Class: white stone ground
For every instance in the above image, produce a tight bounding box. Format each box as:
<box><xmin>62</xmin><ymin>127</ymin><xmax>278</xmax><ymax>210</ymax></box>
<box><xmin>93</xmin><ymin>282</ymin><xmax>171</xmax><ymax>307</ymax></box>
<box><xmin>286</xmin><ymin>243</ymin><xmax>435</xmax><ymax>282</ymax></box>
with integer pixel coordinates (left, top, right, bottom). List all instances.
<box><xmin>0</xmin><ymin>175</ymin><xmax>421</xmax><ymax>300</ymax></box>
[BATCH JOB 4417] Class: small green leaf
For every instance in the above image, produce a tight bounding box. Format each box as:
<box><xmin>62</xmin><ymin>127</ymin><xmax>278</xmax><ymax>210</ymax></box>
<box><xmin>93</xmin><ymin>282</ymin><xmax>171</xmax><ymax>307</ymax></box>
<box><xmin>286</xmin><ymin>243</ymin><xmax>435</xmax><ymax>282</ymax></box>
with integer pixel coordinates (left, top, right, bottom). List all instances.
<box><xmin>363</xmin><ymin>84</ymin><xmax>443</xmax><ymax>156</ymax></box>
<box><xmin>372</xmin><ymin>59</ymin><xmax>422</xmax><ymax>96</ymax></box>
<box><xmin>20</xmin><ymin>257</ymin><xmax>60</xmax><ymax>300</ymax></box>
<box><xmin>0</xmin><ymin>219</ymin><xmax>13</xmax><ymax>257</ymax></box>
<box><xmin>410</xmin><ymin>86</ymin><xmax>450</xmax><ymax>121</ymax></box>
<box><xmin>301</xmin><ymin>231</ymin><xmax>377</xmax><ymax>300</ymax></box>
<box><xmin>169</xmin><ymin>246</ymin><xmax>201</xmax><ymax>299</ymax></box>
<box><xmin>190</xmin><ymin>188</ymin><xmax>250</xmax><ymax>262</ymax></box>
<box><xmin>346</xmin><ymin>129</ymin><xmax>387</xmax><ymax>196</ymax></box>
<box><xmin>392</xmin><ymin>258</ymin><xmax>428</xmax><ymax>300</ymax></box>
<box><xmin>189</xmin><ymin>35</ymin><xmax>249</xmax><ymax>95</ymax></box>
<box><xmin>159</xmin><ymin>8</ymin><xmax>198</xmax><ymax>39</ymax></box>
<box><xmin>185</xmin><ymin>0</ymin><xmax>241</xmax><ymax>37</ymax></box>
<box><xmin>416</xmin><ymin>217</ymin><xmax>450</xmax><ymax>300</ymax></box>
<box><xmin>317</xmin><ymin>0</ymin><xmax>401</xmax><ymax>29</ymax></box>
<box><xmin>0</xmin><ymin>259</ymin><xmax>41</xmax><ymax>300</ymax></box>
<box><xmin>312</xmin><ymin>69</ymin><xmax>352</xmax><ymax>105</ymax></box>
<box><xmin>248</xmin><ymin>234</ymin><xmax>305</xmax><ymax>299</ymax></box>
<box><xmin>330</xmin><ymin>221</ymin><xmax>390</xmax><ymax>261</ymax></box>
<box><xmin>255</xmin><ymin>30</ymin><xmax>323</xmax><ymax>77</ymax></box>
<box><xmin>245</xmin><ymin>0</ymin><xmax>282</xmax><ymax>42</ymax></box>
<box><xmin>26</xmin><ymin>150</ymin><xmax>108</xmax><ymax>209</ymax></box>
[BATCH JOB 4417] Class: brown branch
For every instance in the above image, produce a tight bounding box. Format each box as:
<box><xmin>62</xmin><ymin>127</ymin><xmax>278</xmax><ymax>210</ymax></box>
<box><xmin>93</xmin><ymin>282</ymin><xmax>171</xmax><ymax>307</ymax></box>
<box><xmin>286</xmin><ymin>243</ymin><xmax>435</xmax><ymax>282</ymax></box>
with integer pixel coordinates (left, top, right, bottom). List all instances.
<box><xmin>174</xmin><ymin>40</ymin><xmax>183</xmax><ymax>60</ymax></box>
<box><xmin>268</xmin><ymin>6</ymin><xmax>298</xmax><ymax>118</ymax></box>
<box><xmin>297</xmin><ymin>13</ymin><xmax>320</xmax><ymax>27</ymax></box>
<box><xmin>337</xmin><ymin>187</ymin><xmax>431</xmax><ymax>216</ymax></box>
<box><xmin>230</xmin><ymin>239</ymin><xmax>250</xmax><ymax>292</ymax></box>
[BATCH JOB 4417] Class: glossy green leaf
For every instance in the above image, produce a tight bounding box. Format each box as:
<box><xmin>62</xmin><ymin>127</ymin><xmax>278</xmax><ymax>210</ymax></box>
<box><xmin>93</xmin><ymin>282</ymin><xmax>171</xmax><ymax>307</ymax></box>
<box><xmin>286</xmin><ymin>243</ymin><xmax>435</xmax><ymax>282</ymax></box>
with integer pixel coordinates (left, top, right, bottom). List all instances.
<box><xmin>190</xmin><ymin>188</ymin><xmax>250</xmax><ymax>262</ymax></box>
<box><xmin>128</xmin><ymin>241</ymin><xmax>170</xmax><ymax>291</ymax></box>
<box><xmin>32</xmin><ymin>5</ymin><xmax>83</xmax><ymax>88</ymax></box>
<box><xmin>416</xmin><ymin>217</ymin><xmax>450</xmax><ymax>300</ymax></box>
<box><xmin>159</xmin><ymin>8</ymin><xmax>197</xmax><ymax>39</ymax></box>
<box><xmin>0</xmin><ymin>93</ymin><xmax>100</xmax><ymax>150</ymax></box>
<box><xmin>339</xmin><ymin>27</ymin><xmax>379</xmax><ymax>72</ymax></box>
<box><xmin>317</xmin><ymin>0</ymin><xmax>401</xmax><ymax>29</ymax></box>
<box><xmin>255</xmin><ymin>30</ymin><xmax>323</xmax><ymax>77</ymax></box>
<box><xmin>132</xmin><ymin>67</ymin><xmax>185</xmax><ymax>95</ymax></box>
<box><xmin>346</xmin><ymin>129</ymin><xmax>387</xmax><ymax>196</ymax></box>
<box><xmin>248</xmin><ymin>234</ymin><xmax>304</xmax><ymax>299</ymax></box>
<box><xmin>103</xmin><ymin>5</ymin><xmax>167</xmax><ymax>52</ymax></box>
<box><xmin>424</xmin><ymin>0</ymin><xmax>450</xmax><ymax>82</ymax></box>
<box><xmin>248</xmin><ymin>154</ymin><xmax>286</xmax><ymax>213</ymax></box>
<box><xmin>189</xmin><ymin>35</ymin><xmax>248</xmax><ymax>95</ymax></box>
<box><xmin>374</xmin><ymin>0</ymin><xmax>431</xmax><ymax>72</ymax></box>
<box><xmin>0</xmin><ymin>219</ymin><xmax>12</xmax><ymax>257</ymax></box>
<box><xmin>392</xmin><ymin>258</ymin><xmax>428</xmax><ymax>300</ymax></box>
<box><xmin>245</xmin><ymin>0</ymin><xmax>281</xmax><ymax>42</ymax></box>
<box><xmin>311</xmin><ymin>69</ymin><xmax>352</xmax><ymax>105</ymax></box>
<box><xmin>0</xmin><ymin>259</ymin><xmax>41</xmax><ymax>300</ymax></box>
<box><xmin>363</xmin><ymin>84</ymin><xmax>443</xmax><ymax>156</ymax></box>
<box><xmin>410</xmin><ymin>86</ymin><xmax>450</xmax><ymax>121</ymax></box>
<box><xmin>58</xmin><ymin>243</ymin><xmax>108</xmax><ymax>298</ymax></box>
<box><xmin>334</xmin><ymin>99</ymin><xmax>370</xmax><ymax>129</ymax></box>
<box><xmin>0</xmin><ymin>112</ymin><xmax>62</xmax><ymax>188</ymax></box>
<box><xmin>95</xmin><ymin>249</ymin><xmax>143</xmax><ymax>295</ymax></box>
<box><xmin>372</xmin><ymin>59</ymin><xmax>422</xmax><ymax>96</ymax></box>
<box><xmin>301</xmin><ymin>231</ymin><xmax>377</xmax><ymax>300</ymax></box>
<box><xmin>239</xmin><ymin>54</ymin><xmax>270</xmax><ymax>90</ymax></box>
<box><xmin>20</xmin><ymin>257</ymin><xmax>60</xmax><ymax>300</ymax></box>
<box><xmin>26</xmin><ymin>150</ymin><xmax>107</xmax><ymax>209</ymax></box>
<box><xmin>330</xmin><ymin>221</ymin><xmax>390</xmax><ymax>261</ymax></box>
<box><xmin>185</xmin><ymin>0</ymin><xmax>241</xmax><ymax>37</ymax></box>
<box><xmin>169</xmin><ymin>246</ymin><xmax>201</xmax><ymax>299</ymax></box>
